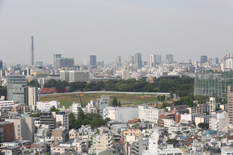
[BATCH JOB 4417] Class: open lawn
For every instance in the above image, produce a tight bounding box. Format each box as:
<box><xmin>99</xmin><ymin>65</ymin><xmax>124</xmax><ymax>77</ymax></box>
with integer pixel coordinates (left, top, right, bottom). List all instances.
<box><xmin>39</xmin><ymin>93</ymin><xmax>165</xmax><ymax>108</ymax></box>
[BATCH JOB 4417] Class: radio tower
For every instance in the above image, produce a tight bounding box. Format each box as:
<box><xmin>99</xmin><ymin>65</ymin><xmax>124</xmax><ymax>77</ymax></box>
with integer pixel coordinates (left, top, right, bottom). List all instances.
<box><xmin>31</xmin><ymin>36</ymin><xmax>34</xmax><ymax>66</ymax></box>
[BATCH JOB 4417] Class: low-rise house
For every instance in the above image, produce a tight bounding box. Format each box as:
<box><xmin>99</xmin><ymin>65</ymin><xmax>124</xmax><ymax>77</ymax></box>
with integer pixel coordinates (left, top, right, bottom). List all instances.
<box><xmin>30</xmin><ymin>142</ymin><xmax>47</xmax><ymax>154</ymax></box>
<box><xmin>51</xmin><ymin>143</ymin><xmax>75</xmax><ymax>154</ymax></box>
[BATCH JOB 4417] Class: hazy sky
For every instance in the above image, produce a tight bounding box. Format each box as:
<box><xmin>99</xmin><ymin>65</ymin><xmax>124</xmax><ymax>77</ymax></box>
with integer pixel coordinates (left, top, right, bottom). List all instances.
<box><xmin>0</xmin><ymin>0</ymin><xmax>233</xmax><ymax>65</ymax></box>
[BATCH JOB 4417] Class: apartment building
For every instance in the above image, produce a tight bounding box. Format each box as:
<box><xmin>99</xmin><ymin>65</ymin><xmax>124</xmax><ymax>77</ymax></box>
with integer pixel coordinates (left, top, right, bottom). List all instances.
<box><xmin>60</xmin><ymin>70</ymin><xmax>90</xmax><ymax>82</ymax></box>
<box><xmin>188</xmin><ymin>103</ymin><xmax>209</xmax><ymax>114</ymax></box>
<box><xmin>69</xmin><ymin>102</ymin><xmax>82</xmax><ymax>114</ymax></box>
<box><xmin>6</xmin><ymin>117</ymin><xmax>35</xmax><ymax>142</ymax></box>
<box><xmin>180</xmin><ymin>113</ymin><xmax>206</xmax><ymax>123</ymax></box>
<box><xmin>24</xmin><ymin>87</ymin><xmax>38</xmax><ymax>110</ymax></box>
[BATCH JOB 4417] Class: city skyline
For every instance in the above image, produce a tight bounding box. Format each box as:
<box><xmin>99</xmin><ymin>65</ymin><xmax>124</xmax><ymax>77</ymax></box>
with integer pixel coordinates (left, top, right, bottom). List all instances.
<box><xmin>0</xmin><ymin>0</ymin><xmax>233</xmax><ymax>64</ymax></box>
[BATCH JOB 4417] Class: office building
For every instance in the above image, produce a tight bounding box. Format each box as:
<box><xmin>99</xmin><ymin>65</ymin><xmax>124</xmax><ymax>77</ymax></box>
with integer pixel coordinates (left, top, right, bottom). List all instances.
<box><xmin>213</xmin><ymin>57</ymin><xmax>219</xmax><ymax>65</ymax></box>
<box><xmin>53</xmin><ymin>54</ymin><xmax>62</xmax><ymax>67</ymax></box>
<box><xmin>156</xmin><ymin>55</ymin><xmax>161</xmax><ymax>64</ymax></box>
<box><xmin>149</xmin><ymin>54</ymin><xmax>156</xmax><ymax>68</ymax></box>
<box><xmin>90</xmin><ymin>55</ymin><xmax>96</xmax><ymax>66</ymax></box>
<box><xmin>24</xmin><ymin>87</ymin><xmax>38</xmax><ymax>110</ymax></box>
<box><xmin>60</xmin><ymin>70</ymin><xmax>90</xmax><ymax>83</ymax></box>
<box><xmin>40</xmin><ymin>112</ymin><xmax>56</xmax><ymax>132</ymax></box>
<box><xmin>200</xmin><ymin>55</ymin><xmax>208</xmax><ymax>64</ymax></box>
<box><xmin>128</xmin><ymin>55</ymin><xmax>134</xmax><ymax>65</ymax></box>
<box><xmin>228</xmin><ymin>86</ymin><xmax>233</xmax><ymax>124</ymax></box>
<box><xmin>134</xmin><ymin>53</ymin><xmax>142</xmax><ymax>68</ymax></box>
<box><xmin>226</xmin><ymin>57</ymin><xmax>233</xmax><ymax>70</ymax></box>
<box><xmin>7</xmin><ymin>75</ymin><xmax>27</xmax><ymax>103</ymax></box>
<box><xmin>54</xmin><ymin>58</ymin><xmax>74</xmax><ymax>69</ymax></box>
<box><xmin>166</xmin><ymin>54</ymin><xmax>173</xmax><ymax>64</ymax></box>
<box><xmin>6</xmin><ymin>117</ymin><xmax>35</xmax><ymax>142</ymax></box>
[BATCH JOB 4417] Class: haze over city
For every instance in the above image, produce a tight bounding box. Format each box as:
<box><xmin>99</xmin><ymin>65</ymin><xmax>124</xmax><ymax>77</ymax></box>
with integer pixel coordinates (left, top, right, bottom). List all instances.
<box><xmin>0</xmin><ymin>0</ymin><xmax>233</xmax><ymax>64</ymax></box>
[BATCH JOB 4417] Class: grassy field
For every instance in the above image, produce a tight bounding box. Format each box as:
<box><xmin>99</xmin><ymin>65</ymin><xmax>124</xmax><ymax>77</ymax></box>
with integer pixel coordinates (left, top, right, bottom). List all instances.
<box><xmin>39</xmin><ymin>93</ymin><xmax>165</xmax><ymax>108</ymax></box>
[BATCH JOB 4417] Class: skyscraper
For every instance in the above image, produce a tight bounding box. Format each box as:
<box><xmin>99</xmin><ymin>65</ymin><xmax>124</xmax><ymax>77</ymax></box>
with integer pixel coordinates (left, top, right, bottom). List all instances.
<box><xmin>0</xmin><ymin>60</ymin><xmax>2</xmax><ymax>69</ymax></box>
<box><xmin>7</xmin><ymin>75</ymin><xmax>27</xmax><ymax>103</ymax></box>
<box><xmin>200</xmin><ymin>55</ymin><xmax>208</xmax><ymax>64</ymax></box>
<box><xmin>128</xmin><ymin>55</ymin><xmax>134</xmax><ymax>65</ymax></box>
<box><xmin>54</xmin><ymin>54</ymin><xmax>62</xmax><ymax>67</ymax></box>
<box><xmin>90</xmin><ymin>55</ymin><xmax>97</xmax><ymax>66</ymax></box>
<box><xmin>166</xmin><ymin>54</ymin><xmax>173</xmax><ymax>64</ymax></box>
<box><xmin>116</xmin><ymin>56</ymin><xmax>121</xmax><ymax>66</ymax></box>
<box><xmin>156</xmin><ymin>55</ymin><xmax>162</xmax><ymax>64</ymax></box>
<box><xmin>149</xmin><ymin>54</ymin><xmax>156</xmax><ymax>68</ymax></box>
<box><xmin>134</xmin><ymin>53</ymin><xmax>142</xmax><ymax>68</ymax></box>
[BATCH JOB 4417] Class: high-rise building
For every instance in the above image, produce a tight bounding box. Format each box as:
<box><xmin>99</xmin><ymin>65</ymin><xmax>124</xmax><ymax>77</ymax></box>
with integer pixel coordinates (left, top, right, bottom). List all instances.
<box><xmin>24</xmin><ymin>87</ymin><xmax>38</xmax><ymax>110</ymax></box>
<box><xmin>54</xmin><ymin>58</ymin><xmax>74</xmax><ymax>69</ymax></box>
<box><xmin>134</xmin><ymin>53</ymin><xmax>142</xmax><ymax>68</ymax></box>
<box><xmin>200</xmin><ymin>55</ymin><xmax>208</xmax><ymax>64</ymax></box>
<box><xmin>149</xmin><ymin>54</ymin><xmax>156</xmax><ymax>68</ymax></box>
<box><xmin>7</xmin><ymin>75</ymin><xmax>27</xmax><ymax>103</ymax></box>
<box><xmin>156</xmin><ymin>55</ymin><xmax>162</xmax><ymax>64</ymax></box>
<box><xmin>0</xmin><ymin>60</ymin><xmax>2</xmax><ymax>69</ymax></box>
<box><xmin>31</xmin><ymin>36</ymin><xmax>34</xmax><ymax>66</ymax></box>
<box><xmin>213</xmin><ymin>57</ymin><xmax>219</xmax><ymax>65</ymax></box>
<box><xmin>227</xmin><ymin>86</ymin><xmax>233</xmax><ymax>124</ymax></box>
<box><xmin>90</xmin><ymin>55</ymin><xmax>97</xmax><ymax>66</ymax></box>
<box><xmin>166</xmin><ymin>54</ymin><xmax>173</xmax><ymax>64</ymax></box>
<box><xmin>128</xmin><ymin>56</ymin><xmax>134</xmax><ymax>65</ymax></box>
<box><xmin>53</xmin><ymin>54</ymin><xmax>62</xmax><ymax>67</ymax></box>
<box><xmin>116</xmin><ymin>56</ymin><xmax>121</xmax><ymax>66</ymax></box>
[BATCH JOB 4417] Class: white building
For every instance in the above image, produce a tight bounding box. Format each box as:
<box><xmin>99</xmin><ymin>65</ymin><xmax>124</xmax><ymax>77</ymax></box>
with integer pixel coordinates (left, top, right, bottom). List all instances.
<box><xmin>221</xmin><ymin>146</ymin><xmax>233</xmax><ymax>155</ymax></box>
<box><xmin>56</xmin><ymin>111</ymin><xmax>69</xmax><ymax>130</ymax></box>
<box><xmin>209</xmin><ymin>111</ymin><xmax>229</xmax><ymax>132</ymax></box>
<box><xmin>83</xmin><ymin>96</ymin><xmax>109</xmax><ymax>117</ymax></box>
<box><xmin>226</xmin><ymin>57</ymin><xmax>233</xmax><ymax>70</ymax></box>
<box><xmin>103</xmin><ymin>107</ymin><xmax>138</xmax><ymax>122</ymax></box>
<box><xmin>163</xmin><ymin>119</ymin><xmax>175</xmax><ymax>128</ymax></box>
<box><xmin>149</xmin><ymin>54</ymin><xmax>156</xmax><ymax>68</ymax></box>
<box><xmin>180</xmin><ymin>113</ymin><xmax>206</xmax><ymax>123</ymax></box>
<box><xmin>69</xmin><ymin>102</ymin><xmax>82</xmax><ymax>114</ymax></box>
<box><xmin>195</xmin><ymin>115</ymin><xmax>216</xmax><ymax>126</ymax></box>
<box><xmin>36</xmin><ymin>101</ymin><xmax>60</xmax><ymax>112</ymax></box>
<box><xmin>138</xmin><ymin>106</ymin><xmax>161</xmax><ymax>123</ymax></box>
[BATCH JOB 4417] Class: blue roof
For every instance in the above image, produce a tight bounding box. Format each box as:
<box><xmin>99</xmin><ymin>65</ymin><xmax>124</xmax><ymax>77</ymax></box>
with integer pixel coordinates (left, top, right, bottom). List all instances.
<box><xmin>179</xmin><ymin>136</ymin><xmax>185</xmax><ymax>139</ymax></box>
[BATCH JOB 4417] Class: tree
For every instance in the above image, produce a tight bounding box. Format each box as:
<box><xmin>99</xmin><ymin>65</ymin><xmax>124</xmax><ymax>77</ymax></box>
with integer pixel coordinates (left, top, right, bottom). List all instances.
<box><xmin>118</xmin><ymin>101</ymin><xmax>121</xmax><ymax>107</ymax></box>
<box><xmin>112</xmin><ymin>96</ymin><xmax>118</xmax><ymax>107</ymax></box>
<box><xmin>77</xmin><ymin>108</ymin><xmax>85</xmax><ymax>122</ymax></box>
<box><xmin>30</xmin><ymin>113</ymin><xmax>40</xmax><ymax>117</ymax></box>
<box><xmin>198</xmin><ymin>122</ymin><xmax>209</xmax><ymax>129</ymax></box>
<box><xmin>50</xmin><ymin>106</ymin><xmax>59</xmax><ymax>112</ymax></box>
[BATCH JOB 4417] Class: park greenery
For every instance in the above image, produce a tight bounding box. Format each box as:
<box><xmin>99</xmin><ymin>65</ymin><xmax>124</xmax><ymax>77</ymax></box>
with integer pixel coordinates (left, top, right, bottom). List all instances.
<box><xmin>50</xmin><ymin>106</ymin><xmax>60</xmax><ymax>112</ymax></box>
<box><xmin>69</xmin><ymin>108</ymin><xmax>110</xmax><ymax>129</ymax></box>
<box><xmin>166</xmin><ymin>139</ymin><xmax>179</xmax><ymax>144</ymax></box>
<box><xmin>27</xmin><ymin>80</ymin><xmax>41</xmax><ymax>87</ymax></box>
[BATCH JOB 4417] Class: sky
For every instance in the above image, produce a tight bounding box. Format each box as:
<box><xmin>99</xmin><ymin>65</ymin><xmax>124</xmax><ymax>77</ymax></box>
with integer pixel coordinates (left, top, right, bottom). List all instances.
<box><xmin>0</xmin><ymin>0</ymin><xmax>233</xmax><ymax>65</ymax></box>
